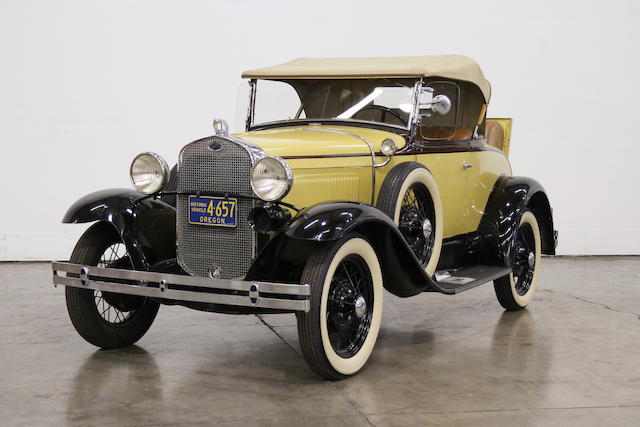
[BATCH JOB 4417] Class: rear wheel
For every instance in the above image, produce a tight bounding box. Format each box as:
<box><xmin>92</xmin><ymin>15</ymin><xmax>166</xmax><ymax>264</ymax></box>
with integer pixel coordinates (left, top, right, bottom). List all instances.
<box><xmin>493</xmin><ymin>210</ymin><xmax>542</xmax><ymax>311</ymax></box>
<box><xmin>296</xmin><ymin>234</ymin><xmax>383</xmax><ymax>380</ymax></box>
<box><xmin>65</xmin><ymin>222</ymin><xmax>159</xmax><ymax>348</ymax></box>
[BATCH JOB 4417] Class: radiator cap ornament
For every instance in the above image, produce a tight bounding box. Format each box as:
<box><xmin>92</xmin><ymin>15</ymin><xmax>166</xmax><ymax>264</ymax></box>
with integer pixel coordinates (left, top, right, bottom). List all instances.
<box><xmin>208</xmin><ymin>265</ymin><xmax>222</xmax><ymax>279</ymax></box>
<box><xmin>212</xmin><ymin>118</ymin><xmax>229</xmax><ymax>137</ymax></box>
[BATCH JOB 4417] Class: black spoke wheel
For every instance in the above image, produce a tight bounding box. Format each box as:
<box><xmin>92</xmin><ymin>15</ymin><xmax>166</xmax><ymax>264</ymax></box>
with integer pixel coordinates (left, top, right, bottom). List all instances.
<box><xmin>511</xmin><ymin>222</ymin><xmax>536</xmax><ymax>296</ymax></box>
<box><xmin>297</xmin><ymin>234</ymin><xmax>383</xmax><ymax>380</ymax></box>
<box><xmin>326</xmin><ymin>254</ymin><xmax>374</xmax><ymax>358</ymax></box>
<box><xmin>92</xmin><ymin>242</ymin><xmax>144</xmax><ymax>326</ymax></box>
<box><xmin>494</xmin><ymin>210</ymin><xmax>542</xmax><ymax>311</ymax></box>
<box><xmin>65</xmin><ymin>222</ymin><xmax>159</xmax><ymax>348</ymax></box>
<box><xmin>398</xmin><ymin>183</ymin><xmax>436</xmax><ymax>267</ymax></box>
<box><xmin>376</xmin><ymin>162</ymin><xmax>443</xmax><ymax>275</ymax></box>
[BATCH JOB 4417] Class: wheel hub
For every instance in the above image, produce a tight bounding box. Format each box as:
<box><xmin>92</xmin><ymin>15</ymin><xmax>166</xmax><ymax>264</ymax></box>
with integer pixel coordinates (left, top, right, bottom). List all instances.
<box><xmin>326</xmin><ymin>254</ymin><xmax>375</xmax><ymax>358</ymax></box>
<box><xmin>401</xmin><ymin>207</ymin><xmax>422</xmax><ymax>236</ymax></box>
<box><xmin>354</xmin><ymin>296</ymin><xmax>367</xmax><ymax>319</ymax></box>
<box><xmin>422</xmin><ymin>218</ymin><xmax>433</xmax><ymax>240</ymax></box>
<box><xmin>528</xmin><ymin>251</ymin><xmax>535</xmax><ymax>268</ymax></box>
<box><xmin>102</xmin><ymin>291</ymin><xmax>140</xmax><ymax>312</ymax></box>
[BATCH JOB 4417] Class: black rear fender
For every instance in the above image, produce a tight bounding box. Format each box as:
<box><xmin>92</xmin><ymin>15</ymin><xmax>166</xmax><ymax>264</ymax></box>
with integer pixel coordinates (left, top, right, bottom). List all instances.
<box><xmin>62</xmin><ymin>188</ymin><xmax>176</xmax><ymax>270</ymax></box>
<box><xmin>246</xmin><ymin>202</ymin><xmax>438</xmax><ymax>297</ymax></box>
<box><xmin>479</xmin><ymin>176</ymin><xmax>557</xmax><ymax>267</ymax></box>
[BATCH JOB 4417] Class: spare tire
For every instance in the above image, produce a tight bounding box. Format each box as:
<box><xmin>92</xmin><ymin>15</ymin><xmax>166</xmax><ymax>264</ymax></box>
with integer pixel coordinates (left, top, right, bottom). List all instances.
<box><xmin>376</xmin><ymin>162</ymin><xmax>443</xmax><ymax>276</ymax></box>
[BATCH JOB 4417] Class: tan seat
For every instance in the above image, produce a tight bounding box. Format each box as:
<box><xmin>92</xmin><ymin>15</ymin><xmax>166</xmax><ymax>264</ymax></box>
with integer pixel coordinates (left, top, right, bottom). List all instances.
<box><xmin>485</xmin><ymin>120</ymin><xmax>504</xmax><ymax>151</ymax></box>
<box><xmin>419</xmin><ymin>126</ymin><xmax>473</xmax><ymax>141</ymax></box>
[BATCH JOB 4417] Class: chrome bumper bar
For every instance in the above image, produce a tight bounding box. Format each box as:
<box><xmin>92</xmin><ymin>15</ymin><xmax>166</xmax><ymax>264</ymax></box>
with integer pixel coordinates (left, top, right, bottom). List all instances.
<box><xmin>51</xmin><ymin>262</ymin><xmax>310</xmax><ymax>312</ymax></box>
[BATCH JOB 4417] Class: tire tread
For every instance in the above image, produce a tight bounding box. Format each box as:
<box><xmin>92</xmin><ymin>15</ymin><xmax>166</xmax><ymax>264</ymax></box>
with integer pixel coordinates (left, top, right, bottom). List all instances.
<box><xmin>65</xmin><ymin>222</ymin><xmax>159</xmax><ymax>349</ymax></box>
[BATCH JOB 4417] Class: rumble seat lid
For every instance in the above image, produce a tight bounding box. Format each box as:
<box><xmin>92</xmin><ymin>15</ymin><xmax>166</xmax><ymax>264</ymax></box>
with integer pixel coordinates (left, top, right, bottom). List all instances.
<box><xmin>242</xmin><ymin>55</ymin><xmax>491</xmax><ymax>102</ymax></box>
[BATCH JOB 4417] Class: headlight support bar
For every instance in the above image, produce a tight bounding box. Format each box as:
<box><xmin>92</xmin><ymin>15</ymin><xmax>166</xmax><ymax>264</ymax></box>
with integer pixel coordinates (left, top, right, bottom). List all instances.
<box><xmin>135</xmin><ymin>191</ymin><xmax>301</xmax><ymax>213</ymax></box>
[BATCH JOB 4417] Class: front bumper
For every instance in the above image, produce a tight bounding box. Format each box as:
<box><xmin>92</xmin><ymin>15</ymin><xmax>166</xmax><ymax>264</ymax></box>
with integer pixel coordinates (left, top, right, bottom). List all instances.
<box><xmin>51</xmin><ymin>262</ymin><xmax>310</xmax><ymax>312</ymax></box>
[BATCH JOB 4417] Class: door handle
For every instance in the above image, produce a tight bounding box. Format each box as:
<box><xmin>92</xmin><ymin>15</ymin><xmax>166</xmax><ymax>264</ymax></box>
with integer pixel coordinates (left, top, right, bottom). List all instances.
<box><xmin>463</xmin><ymin>161</ymin><xmax>473</xmax><ymax>169</ymax></box>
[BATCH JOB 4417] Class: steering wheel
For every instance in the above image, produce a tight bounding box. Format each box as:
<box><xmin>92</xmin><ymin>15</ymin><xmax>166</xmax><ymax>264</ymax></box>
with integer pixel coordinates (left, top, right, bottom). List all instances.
<box><xmin>353</xmin><ymin>105</ymin><xmax>408</xmax><ymax>126</ymax></box>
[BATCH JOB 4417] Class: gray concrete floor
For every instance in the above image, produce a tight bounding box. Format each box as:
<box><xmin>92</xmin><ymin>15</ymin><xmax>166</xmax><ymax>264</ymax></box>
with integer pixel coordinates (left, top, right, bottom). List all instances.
<box><xmin>1</xmin><ymin>257</ymin><xmax>639</xmax><ymax>426</ymax></box>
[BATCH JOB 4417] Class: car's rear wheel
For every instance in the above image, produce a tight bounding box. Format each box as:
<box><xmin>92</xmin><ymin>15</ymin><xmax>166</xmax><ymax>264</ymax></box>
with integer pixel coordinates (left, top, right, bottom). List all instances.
<box><xmin>377</xmin><ymin>162</ymin><xmax>443</xmax><ymax>275</ymax></box>
<box><xmin>65</xmin><ymin>222</ymin><xmax>159</xmax><ymax>348</ymax></box>
<box><xmin>494</xmin><ymin>210</ymin><xmax>542</xmax><ymax>310</ymax></box>
<box><xmin>296</xmin><ymin>234</ymin><xmax>383</xmax><ymax>380</ymax></box>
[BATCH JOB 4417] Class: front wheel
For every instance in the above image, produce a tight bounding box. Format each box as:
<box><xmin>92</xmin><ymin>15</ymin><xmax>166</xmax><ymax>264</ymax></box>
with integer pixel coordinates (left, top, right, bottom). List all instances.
<box><xmin>296</xmin><ymin>234</ymin><xmax>383</xmax><ymax>380</ymax></box>
<box><xmin>65</xmin><ymin>222</ymin><xmax>159</xmax><ymax>349</ymax></box>
<box><xmin>493</xmin><ymin>210</ymin><xmax>542</xmax><ymax>311</ymax></box>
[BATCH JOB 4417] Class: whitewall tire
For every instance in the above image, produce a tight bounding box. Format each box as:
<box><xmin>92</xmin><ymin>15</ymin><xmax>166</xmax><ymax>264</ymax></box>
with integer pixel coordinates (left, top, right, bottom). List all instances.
<box><xmin>377</xmin><ymin>162</ymin><xmax>443</xmax><ymax>276</ymax></box>
<box><xmin>494</xmin><ymin>210</ymin><xmax>542</xmax><ymax>310</ymax></box>
<box><xmin>297</xmin><ymin>235</ymin><xmax>383</xmax><ymax>380</ymax></box>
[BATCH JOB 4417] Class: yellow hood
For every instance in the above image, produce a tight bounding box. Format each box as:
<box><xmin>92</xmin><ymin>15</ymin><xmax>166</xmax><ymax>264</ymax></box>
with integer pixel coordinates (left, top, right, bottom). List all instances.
<box><xmin>233</xmin><ymin>125</ymin><xmax>406</xmax><ymax>158</ymax></box>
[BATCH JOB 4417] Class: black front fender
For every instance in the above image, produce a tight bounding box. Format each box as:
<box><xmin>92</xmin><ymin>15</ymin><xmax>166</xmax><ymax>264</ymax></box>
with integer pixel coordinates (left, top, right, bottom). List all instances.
<box><xmin>63</xmin><ymin>188</ymin><xmax>176</xmax><ymax>270</ymax></box>
<box><xmin>479</xmin><ymin>176</ymin><xmax>557</xmax><ymax>267</ymax></box>
<box><xmin>247</xmin><ymin>202</ymin><xmax>439</xmax><ymax>297</ymax></box>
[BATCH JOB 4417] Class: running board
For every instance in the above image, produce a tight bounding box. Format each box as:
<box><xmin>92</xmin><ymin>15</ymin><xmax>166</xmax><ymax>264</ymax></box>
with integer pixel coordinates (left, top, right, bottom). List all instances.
<box><xmin>432</xmin><ymin>265</ymin><xmax>512</xmax><ymax>294</ymax></box>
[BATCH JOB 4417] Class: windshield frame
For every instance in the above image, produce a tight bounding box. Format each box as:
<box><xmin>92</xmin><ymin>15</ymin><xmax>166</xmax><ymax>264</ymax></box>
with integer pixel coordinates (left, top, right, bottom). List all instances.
<box><xmin>244</xmin><ymin>78</ymin><xmax>422</xmax><ymax>133</ymax></box>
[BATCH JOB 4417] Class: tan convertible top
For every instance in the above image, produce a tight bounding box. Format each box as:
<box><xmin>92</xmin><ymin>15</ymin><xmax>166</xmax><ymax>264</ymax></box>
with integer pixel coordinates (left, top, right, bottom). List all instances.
<box><xmin>242</xmin><ymin>55</ymin><xmax>491</xmax><ymax>101</ymax></box>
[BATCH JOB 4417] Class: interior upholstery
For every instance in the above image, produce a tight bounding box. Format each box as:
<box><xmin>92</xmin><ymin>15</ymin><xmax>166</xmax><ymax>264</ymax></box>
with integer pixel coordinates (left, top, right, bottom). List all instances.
<box><xmin>418</xmin><ymin>126</ymin><xmax>473</xmax><ymax>141</ymax></box>
<box><xmin>485</xmin><ymin>120</ymin><xmax>504</xmax><ymax>151</ymax></box>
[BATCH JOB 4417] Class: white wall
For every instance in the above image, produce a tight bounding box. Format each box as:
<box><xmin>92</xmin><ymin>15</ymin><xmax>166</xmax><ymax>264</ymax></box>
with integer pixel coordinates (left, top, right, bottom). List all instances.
<box><xmin>1</xmin><ymin>0</ymin><xmax>638</xmax><ymax>260</ymax></box>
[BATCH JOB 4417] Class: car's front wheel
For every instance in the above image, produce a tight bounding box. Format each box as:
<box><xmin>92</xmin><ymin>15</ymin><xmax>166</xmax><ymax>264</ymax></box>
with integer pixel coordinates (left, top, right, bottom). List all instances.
<box><xmin>296</xmin><ymin>234</ymin><xmax>383</xmax><ymax>380</ymax></box>
<box><xmin>65</xmin><ymin>222</ymin><xmax>160</xmax><ymax>348</ymax></box>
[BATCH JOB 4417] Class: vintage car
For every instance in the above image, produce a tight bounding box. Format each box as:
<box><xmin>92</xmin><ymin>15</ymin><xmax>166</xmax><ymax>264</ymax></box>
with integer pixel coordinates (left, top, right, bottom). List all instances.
<box><xmin>52</xmin><ymin>55</ymin><xmax>557</xmax><ymax>380</ymax></box>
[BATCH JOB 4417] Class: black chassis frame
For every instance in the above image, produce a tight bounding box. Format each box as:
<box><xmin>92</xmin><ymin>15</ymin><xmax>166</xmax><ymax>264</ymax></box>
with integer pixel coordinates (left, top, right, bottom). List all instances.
<box><xmin>62</xmin><ymin>173</ymin><xmax>556</xmax><ymax>313</ymax></box>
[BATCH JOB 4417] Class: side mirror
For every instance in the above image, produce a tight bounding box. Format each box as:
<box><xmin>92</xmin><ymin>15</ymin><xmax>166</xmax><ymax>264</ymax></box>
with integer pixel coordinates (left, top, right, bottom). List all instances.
<box><xmin>429</xmin><ymin>95</ymin><xmax>452</xmax><ymax>115</ymax></box>
<box><xmin>419</xmin><ymin>87</ymin><xmax>452</xmax><ymax>116</ymax></box>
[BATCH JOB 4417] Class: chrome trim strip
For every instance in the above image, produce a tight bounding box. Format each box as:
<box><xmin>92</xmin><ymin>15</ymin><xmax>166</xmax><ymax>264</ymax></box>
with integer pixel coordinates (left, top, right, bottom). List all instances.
<box><xmin>52</xmin><ymin>262</ymin><xmax>310</xmax><ymax>312</ymax></box>
<box><xmin>178</xmin><ymin>135</ymin><xmax>266</xmax><ymax>171</ymax></box>
<box><xmin>247</xmin><ymin>79</ymin><xmax>257</xmax><ymax>131</ymax></box>
<box><xmin>410</xmin><ymin>80</ymin><xmax>422</xmax><ymax>128</ymax></box>
<box><xmin>224</xmin><ymin>135</ymin><xmax>266</xmax><ymax>165</ymax></box>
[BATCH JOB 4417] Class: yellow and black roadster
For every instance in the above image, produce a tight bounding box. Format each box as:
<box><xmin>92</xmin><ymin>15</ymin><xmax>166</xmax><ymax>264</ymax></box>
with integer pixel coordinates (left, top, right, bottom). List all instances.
<box><xmin>53</xmin><ymin>55</ymin><xmax>557</xmax><ymax>380</ymax></box>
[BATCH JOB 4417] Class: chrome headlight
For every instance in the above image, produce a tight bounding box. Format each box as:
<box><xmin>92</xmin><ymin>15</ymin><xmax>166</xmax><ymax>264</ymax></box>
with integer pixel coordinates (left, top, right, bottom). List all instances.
<box><xmin>129</xmin><ymin>152</ymin><xmax>170</xmax><ymax>195</ymax></box>
<box><xmin>250</xmin><ymin>156</ymin><xmax>293</xmax><ymax>201</ymax></box>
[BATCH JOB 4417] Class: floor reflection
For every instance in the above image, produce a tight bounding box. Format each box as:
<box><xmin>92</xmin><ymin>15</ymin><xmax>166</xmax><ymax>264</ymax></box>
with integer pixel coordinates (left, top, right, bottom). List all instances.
<box><xmin>66</xmin><ymin>346</ymin><xmax>162</xmax><ymax>424</ymax></box>
<box><xmin>341</xmin><ymin>307</ymin><xmax>554</xmax><ymax>415</ymax></box>
<box><xmin>491</xmin><ymin>310</ymin><xmax>552</xmax><ymax>383</ymax></box>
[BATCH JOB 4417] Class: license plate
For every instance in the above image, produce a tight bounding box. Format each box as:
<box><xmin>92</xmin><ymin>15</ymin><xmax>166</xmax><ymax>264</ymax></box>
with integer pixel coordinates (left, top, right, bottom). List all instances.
<box><xmin>188</xmin><ymin>196</ymin><xmax>237</xmax><ymax>228</ymax></box>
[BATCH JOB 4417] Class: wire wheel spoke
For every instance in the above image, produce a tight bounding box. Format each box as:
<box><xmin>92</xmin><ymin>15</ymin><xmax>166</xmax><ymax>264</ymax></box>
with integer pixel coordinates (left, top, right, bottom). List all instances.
<box><xmin>513</xmin><ymin>222</ymin><xmax>536</xmax><ymax>296</ymax></box>
<box><xmin>399</xmin><ymin>183</ymin><xmax>435</xmax><ymax>267</ymax></box>
<box><xmin>93</xmin><ymin>243</ymin><xmax>140</xmax><ymax>326</ymax></box>
<box><xmin>341</xmin><ymin>263</ymin><xmax>360</xmax><ymax>294</ymax></box>
<box><xmin>326</xmin><ymin>255</ymin><xmax>374</xmax><ymax>358</ymax></box>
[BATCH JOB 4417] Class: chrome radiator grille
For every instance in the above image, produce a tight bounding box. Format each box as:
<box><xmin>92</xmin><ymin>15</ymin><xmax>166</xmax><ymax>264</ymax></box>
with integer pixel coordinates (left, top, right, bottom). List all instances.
<box><xmin>177</xmin><ymin>136</ymin><xmax>255</xmax><ymax>279</ymax></box>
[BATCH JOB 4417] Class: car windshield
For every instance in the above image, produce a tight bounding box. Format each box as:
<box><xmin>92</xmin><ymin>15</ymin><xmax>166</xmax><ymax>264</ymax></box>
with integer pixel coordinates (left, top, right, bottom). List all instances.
<box><xmin>248</xmin><ymin>78</ymin><xmax>417</xmax><ymax>129</ymax></box>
